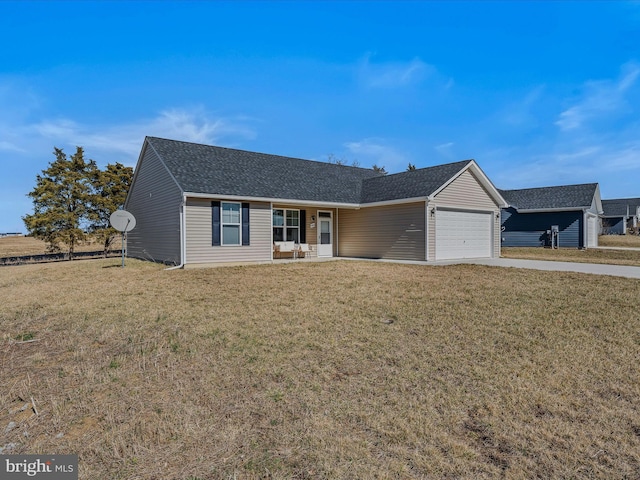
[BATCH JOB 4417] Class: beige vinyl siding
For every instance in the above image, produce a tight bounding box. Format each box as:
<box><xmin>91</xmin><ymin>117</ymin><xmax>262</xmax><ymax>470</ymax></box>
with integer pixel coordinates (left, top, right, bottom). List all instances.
<box><xmin>125</xmin><ymin>145</ymin><xmax>182</xmax><ymax>264</ymax></box>
<box><xmin>433</xmin><ymin>170</ymin><xmax>498</xmax><ymax>210</ymax></box>
<box><xmin>185</xmin><ymin>199</ymin><xmax>272</xmax><ymax>264</ymax></box>
<box><xmin>428</xmin><ymin>169</ymin><xmax>501</xmax><ymax>260</ymax></box>
<box><xmin>338</xmin><ymin>202</ymin><xmax>425</xmax><ymax>260</ymax></box>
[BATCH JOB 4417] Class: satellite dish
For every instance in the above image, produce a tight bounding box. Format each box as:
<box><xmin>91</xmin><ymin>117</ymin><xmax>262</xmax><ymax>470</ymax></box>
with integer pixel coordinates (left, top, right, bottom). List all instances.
<box><xmin>110</xmin><ymin>210</ymin><xmax>136</xmax><ymax>232</ymax></box>
<box><xmin>110</xmin><ymin>210</ymin><xmax>136</xmax><ymax>268</ymax></box>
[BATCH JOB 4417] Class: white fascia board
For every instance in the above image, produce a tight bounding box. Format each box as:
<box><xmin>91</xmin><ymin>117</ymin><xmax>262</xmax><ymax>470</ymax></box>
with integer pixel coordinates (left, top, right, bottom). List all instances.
<box><xmin>184</xmin><ymin>192</ymin><xmax>360</xmax><ymax>209</ymax></box>
<box><xmin>359</xmin><ymin>196</ymin><xmax>428</xmax><ymax>208</ymax></box>
<box><xmin>593</xmin><ymin>184</ymin><xmax>604</xmax><ymax>214</ymax></box>
<box><xmin>427</xmin><ymin>160</ymin><xmax>508</xmax><ymax>208</ymax></box>
<box><xmin>185</xmin><ymin>192</ymin><xmax>430</xmax><ymax>209</ymax></box>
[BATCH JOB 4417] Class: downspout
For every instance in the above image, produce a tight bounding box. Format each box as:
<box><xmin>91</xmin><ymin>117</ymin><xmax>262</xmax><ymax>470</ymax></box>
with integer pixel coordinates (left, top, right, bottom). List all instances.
<box><xmin>582</xmin><ymin>208</ymin><xmax>587</xmax><ymax>249</ymax></box>
<box><xmin>335</xmin><ymin>208</ymin><xmax>339</xmax><ymax>257</ymax></box>
<box><xmin>166</xmin><ymin>194</ymin><xmax>187</xmax><ymax>270</ymax></box>
<box><xmin>270</xmin><ymin>202</ymin><xmax>274</xmax><ymax>262</ymax></box>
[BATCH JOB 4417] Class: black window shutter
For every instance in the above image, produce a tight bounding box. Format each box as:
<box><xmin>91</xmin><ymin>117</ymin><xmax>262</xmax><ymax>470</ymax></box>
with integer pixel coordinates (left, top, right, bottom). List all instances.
<box><xmin>242</xmin><ymin>202</ymin><xmax>250</xmax><ymax>246</ymax></box>
<box><xmin>212</xmin><ymin>201</ymin><xmax>221</xmax><ymax>246</ymax></box>
<box><xmin>300</xmin><ymin>210</ymin><xmax>306</xmax><ymax>243</ymax></box>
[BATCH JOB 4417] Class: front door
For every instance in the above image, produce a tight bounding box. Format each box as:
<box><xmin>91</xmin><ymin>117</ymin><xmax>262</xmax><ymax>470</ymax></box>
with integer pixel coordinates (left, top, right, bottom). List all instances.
<box><xmin>317</xmin><ymin>211</ymin><xmax>333</xmax><ymax>257</ymax></box>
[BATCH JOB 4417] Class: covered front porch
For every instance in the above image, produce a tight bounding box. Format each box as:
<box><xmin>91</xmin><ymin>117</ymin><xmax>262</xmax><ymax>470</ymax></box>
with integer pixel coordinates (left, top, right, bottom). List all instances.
<box><xmin>271</xmin><ymin>204</ymin><xmax>338</xmax><ymax>260</ymax></box>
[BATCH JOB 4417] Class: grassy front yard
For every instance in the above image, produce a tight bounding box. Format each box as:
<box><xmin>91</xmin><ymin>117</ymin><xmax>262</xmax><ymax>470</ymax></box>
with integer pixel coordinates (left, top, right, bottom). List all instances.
<box><xmin>1</xmin><ymin>259</ymin><xmax>639</xmax><ymax>479</ymax></box>
<box><xmin>599</xmin><ymin>234</ymin><xmax>640</xmax><ymax>248</ymax></box>
<box><xmin>502</xmin><ymin>246</ymin><xmax>640</xmax><ymax>266</ymax></box>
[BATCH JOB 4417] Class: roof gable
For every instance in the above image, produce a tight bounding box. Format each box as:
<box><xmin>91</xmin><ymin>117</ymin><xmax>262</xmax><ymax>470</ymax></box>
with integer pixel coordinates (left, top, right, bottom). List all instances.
<box><xmin>499</xmin><ymin>183</ymin><xmax>599</xmax><ymax>211</ymax></box>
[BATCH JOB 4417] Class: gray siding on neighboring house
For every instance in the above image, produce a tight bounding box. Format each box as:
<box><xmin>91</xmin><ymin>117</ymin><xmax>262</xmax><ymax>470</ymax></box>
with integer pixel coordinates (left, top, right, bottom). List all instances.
<box><xmin>338</xmin><ymin>202</ymin><xmax>425</xmax><ymax>261</ymax></box>
<box><xmin>185</xmin><ymin>199</ymin><xmax>272</xmax><ymax>264</ymax></box>
<box><xmin>428</xmin><ymin>170</ymin><xmax>501</xmax><ymax>260</ymax></box>
<box><xmin>125</xmin><ymin>145</ymin><xmax>183</xmax><ymax>264</ymax></box>
<box><xmin>602</xmin><ymin>217</ymin><xmax>625</xmax><ymax>235</ymax></box>
<box><xmin>501</xmin><ymin>208</ymin><xmax>582</xmax><ymax>248</ymax></box>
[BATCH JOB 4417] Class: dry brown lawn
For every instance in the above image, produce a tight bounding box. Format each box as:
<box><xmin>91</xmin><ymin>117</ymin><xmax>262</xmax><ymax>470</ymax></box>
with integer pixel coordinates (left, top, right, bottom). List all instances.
<box><xmin>502</xmin><ymin>246</ymin><xmax>640</xmax><ymax>266</ymax></box>
<box><xmin>599</xmin><ymin>234</ymin><xmax>640</xmax><ymax>248</ymax></box>
<box><xmin>0</xmin><ymin>236</ymin><xmax>121</xmax><ymax>258</ymax></box>
<box><xmin>1</xmin><ymin>259</ymin><xmax>639</xmax><ymax>479</ymax></box>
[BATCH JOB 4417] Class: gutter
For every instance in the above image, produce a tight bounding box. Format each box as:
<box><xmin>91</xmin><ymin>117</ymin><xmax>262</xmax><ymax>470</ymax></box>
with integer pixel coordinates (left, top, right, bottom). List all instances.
<box><xmin>165</xmin><ymin>194</ymin><xmax>187</xmax><ymax>270</ymax></box>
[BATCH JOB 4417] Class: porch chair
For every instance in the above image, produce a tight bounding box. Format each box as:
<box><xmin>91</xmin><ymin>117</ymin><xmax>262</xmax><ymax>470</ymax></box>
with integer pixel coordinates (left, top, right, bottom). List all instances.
<box><xmin>296</xmin><ymin>243</ymin><xmax>311</xmax><ymax>259</ymax></box>
<box><xmin>273</xmin><ymin>241</ymin><xmax>296</xmax><ymax>258</ymax></box>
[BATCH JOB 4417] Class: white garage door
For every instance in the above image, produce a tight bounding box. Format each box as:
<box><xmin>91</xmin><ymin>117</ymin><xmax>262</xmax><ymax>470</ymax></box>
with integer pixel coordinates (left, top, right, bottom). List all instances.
<box><xmin>436</xmin><ymin>209</ymin><xmax>492</xmax><ymax>260</ymax></box>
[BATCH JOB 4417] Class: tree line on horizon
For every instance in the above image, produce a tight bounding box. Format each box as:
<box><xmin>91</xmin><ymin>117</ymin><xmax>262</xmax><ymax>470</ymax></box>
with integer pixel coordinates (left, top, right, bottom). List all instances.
<box><xmin>23</xmin><ymin>146</ymin><xmax>133</xmax><ymax>258</ymax></box>
<box><xmin>326</xmin><ymin>153</ymin><xmax>417</xmax><ymax>174</ymax></box>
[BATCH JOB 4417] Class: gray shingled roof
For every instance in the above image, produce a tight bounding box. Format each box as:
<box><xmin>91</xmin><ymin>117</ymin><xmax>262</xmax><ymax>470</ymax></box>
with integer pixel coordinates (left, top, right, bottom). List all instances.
<box><xmin>147</xmin><ymin>136</ymin><xmax>381</xmax><ymax>204</ymax></box>
<box><xmin>602</xmin><ymin>198</ymin><xmax>640</xmax><ymax>216</ymax></box>
<box><xmin>146</xmin><ymin>137</ymin><xmax>472</xmax><ymax>204</ymax></box>
<box><xmin>499</xmin><ymin>183</ymin><xmax>598</xmax><ymax>210</ymax></box>
<box><xmin>360</xmin><ymin>160</ymin><xmax>472</xmax><ymax>203</ymax></box>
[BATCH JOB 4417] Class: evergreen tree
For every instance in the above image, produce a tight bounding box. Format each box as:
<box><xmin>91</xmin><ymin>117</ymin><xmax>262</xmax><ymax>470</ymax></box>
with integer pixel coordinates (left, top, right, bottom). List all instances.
<box><xmin>88</xmin><ymin>162</ymin><xmax>134</xmax><ymax>255</ymax></box>
<box><xmin>23</xmin><ymin>147</ymin><xmax>98</xmax><ymax>258</ymax></box>
<box><xmin>372</xmin><ymin>164</ymin><xmax>388</xmax><ymax>175</ymax></box>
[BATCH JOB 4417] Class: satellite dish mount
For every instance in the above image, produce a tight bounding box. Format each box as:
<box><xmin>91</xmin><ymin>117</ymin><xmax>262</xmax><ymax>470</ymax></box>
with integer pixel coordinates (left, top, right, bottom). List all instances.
<box><xmin>109</xmin><ymin>210</ymin><xmax>137</xmax><ymax>267</ymax></box>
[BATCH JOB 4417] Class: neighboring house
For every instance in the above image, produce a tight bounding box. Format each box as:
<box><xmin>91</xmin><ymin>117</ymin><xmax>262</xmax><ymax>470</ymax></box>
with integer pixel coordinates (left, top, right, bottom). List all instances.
<box><xmin>124</xmin><ymin>137</ymin><xmax>507</xmax><ymax>266</ymax></box>
<box><xmin>600</xmin><ymin>198</ymin><xmax>640</xmax><ymax>234</ymax></box>
<box><xmin>499</xmin><ymin>183</ymin><xmax>603</xmax><ymax>249</ymax></box>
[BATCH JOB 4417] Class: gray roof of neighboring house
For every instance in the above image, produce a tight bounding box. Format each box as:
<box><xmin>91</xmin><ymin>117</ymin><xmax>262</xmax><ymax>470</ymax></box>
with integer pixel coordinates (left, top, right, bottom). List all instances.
<box><xmin>499</xmin><ymin>183</ymin><xmax>598</xmax><ymax>210</ymax></box>
<box><xmin>145</xmin><ymin>137</ymin><xmax>473</xmax><ymax>204</ymax></box>
<box><xmin>601</xmin><ymin>198</ymin><xmax>640</xmax><ymax>216</ymax></box>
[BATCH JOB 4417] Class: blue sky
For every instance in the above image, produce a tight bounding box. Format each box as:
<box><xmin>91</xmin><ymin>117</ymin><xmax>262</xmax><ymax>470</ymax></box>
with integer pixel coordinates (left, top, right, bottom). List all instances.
<box><xmin>1</xmin><ymin>1</ymin><xmax>640</xmax><ymax>233</ymax></box>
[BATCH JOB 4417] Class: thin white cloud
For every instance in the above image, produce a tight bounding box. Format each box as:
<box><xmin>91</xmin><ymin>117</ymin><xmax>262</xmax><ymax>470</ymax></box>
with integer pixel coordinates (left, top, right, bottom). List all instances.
<box><xmin>14</xmin><ymin>108</ymin><xmax>257</xmax><ymax>165</ymax></box>
<box><xmin>344</xmin><ymin>138</ymin><xmax>407</xmax><ymax>171</ymax></box>
<box><xmin>479</xmin><ymin>61</ymin><xmax>640</xmax><ymax>197</ymax></box>
<box><xmin>0</xmin><ymin>140</ymin><xmax>26</xmax><ymax>153</ymax></box>
<box><xmin>357</xmin><ymin>53</ymin><xmax>434</xmax><ymax>89</ymax></box>
<box><xmin>33</xmin><ymin>119</ymin><xmax>78</xmax><ymax>139</ymax></box>
<box><xmin>555</xmin><ymin>61</ymin><xmax>640</xmax><ymax>131</ymax></box>
<box><xmin>490</xmin><ymin>134</ymin><xmax>640</xmax><ymax>192</ymax></box>
<box><xmin>434</xmin><ymin>141</ymin><xmax>454</xmax><ymax>158</ymax></box>
<box><xmin>500</xmin><ymin>85</ymin><xmax>546</xmax><ymax>127</ymax></box>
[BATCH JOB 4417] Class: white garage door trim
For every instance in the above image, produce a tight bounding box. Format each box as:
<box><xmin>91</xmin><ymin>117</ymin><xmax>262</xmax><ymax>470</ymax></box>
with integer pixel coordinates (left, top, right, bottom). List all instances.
<box><xmin>436</xmin><ymin>208</ymin><xmax>493</xmax><ymax>260</ymax></box>
<box><xmin>587</xmin><ymin>214</ymin><xmax>598</xmax><ymax>248</ymax></box>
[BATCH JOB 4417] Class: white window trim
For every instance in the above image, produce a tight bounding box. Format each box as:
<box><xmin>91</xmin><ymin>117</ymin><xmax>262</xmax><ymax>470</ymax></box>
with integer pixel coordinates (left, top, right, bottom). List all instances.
<box><xmin>221</xmin><ymin>201</ymin><xmax>242</xmax><ymax>246</ymax></box>
<box><xmin>273</xmin><ymin>208</ymin><xmax>300</xmax><ymax>243</ymax></box>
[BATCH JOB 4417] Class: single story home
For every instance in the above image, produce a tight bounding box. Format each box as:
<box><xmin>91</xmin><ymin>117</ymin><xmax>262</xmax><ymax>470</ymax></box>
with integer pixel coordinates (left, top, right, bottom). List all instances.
<box><xmin>600</xmin><ymin>198</ymin><xmax>640</xmax><ymax>234</ymax></box>
<box><xmin>124</xmin><ymin>137</ymin><xmax>507</xmax><ymax>266</ymax></box>
<box><xmin>499</xmin><ymin>183</ymin><xmax>602</xmax><ymax>249</ymax></box>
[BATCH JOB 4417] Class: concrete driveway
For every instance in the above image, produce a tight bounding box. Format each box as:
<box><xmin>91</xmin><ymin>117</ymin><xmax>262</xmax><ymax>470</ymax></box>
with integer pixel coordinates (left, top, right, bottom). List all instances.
<box><xmin>445</xmin><ymin>258</ymin><xmax>640</xmax><ymax>279</ymax></box>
